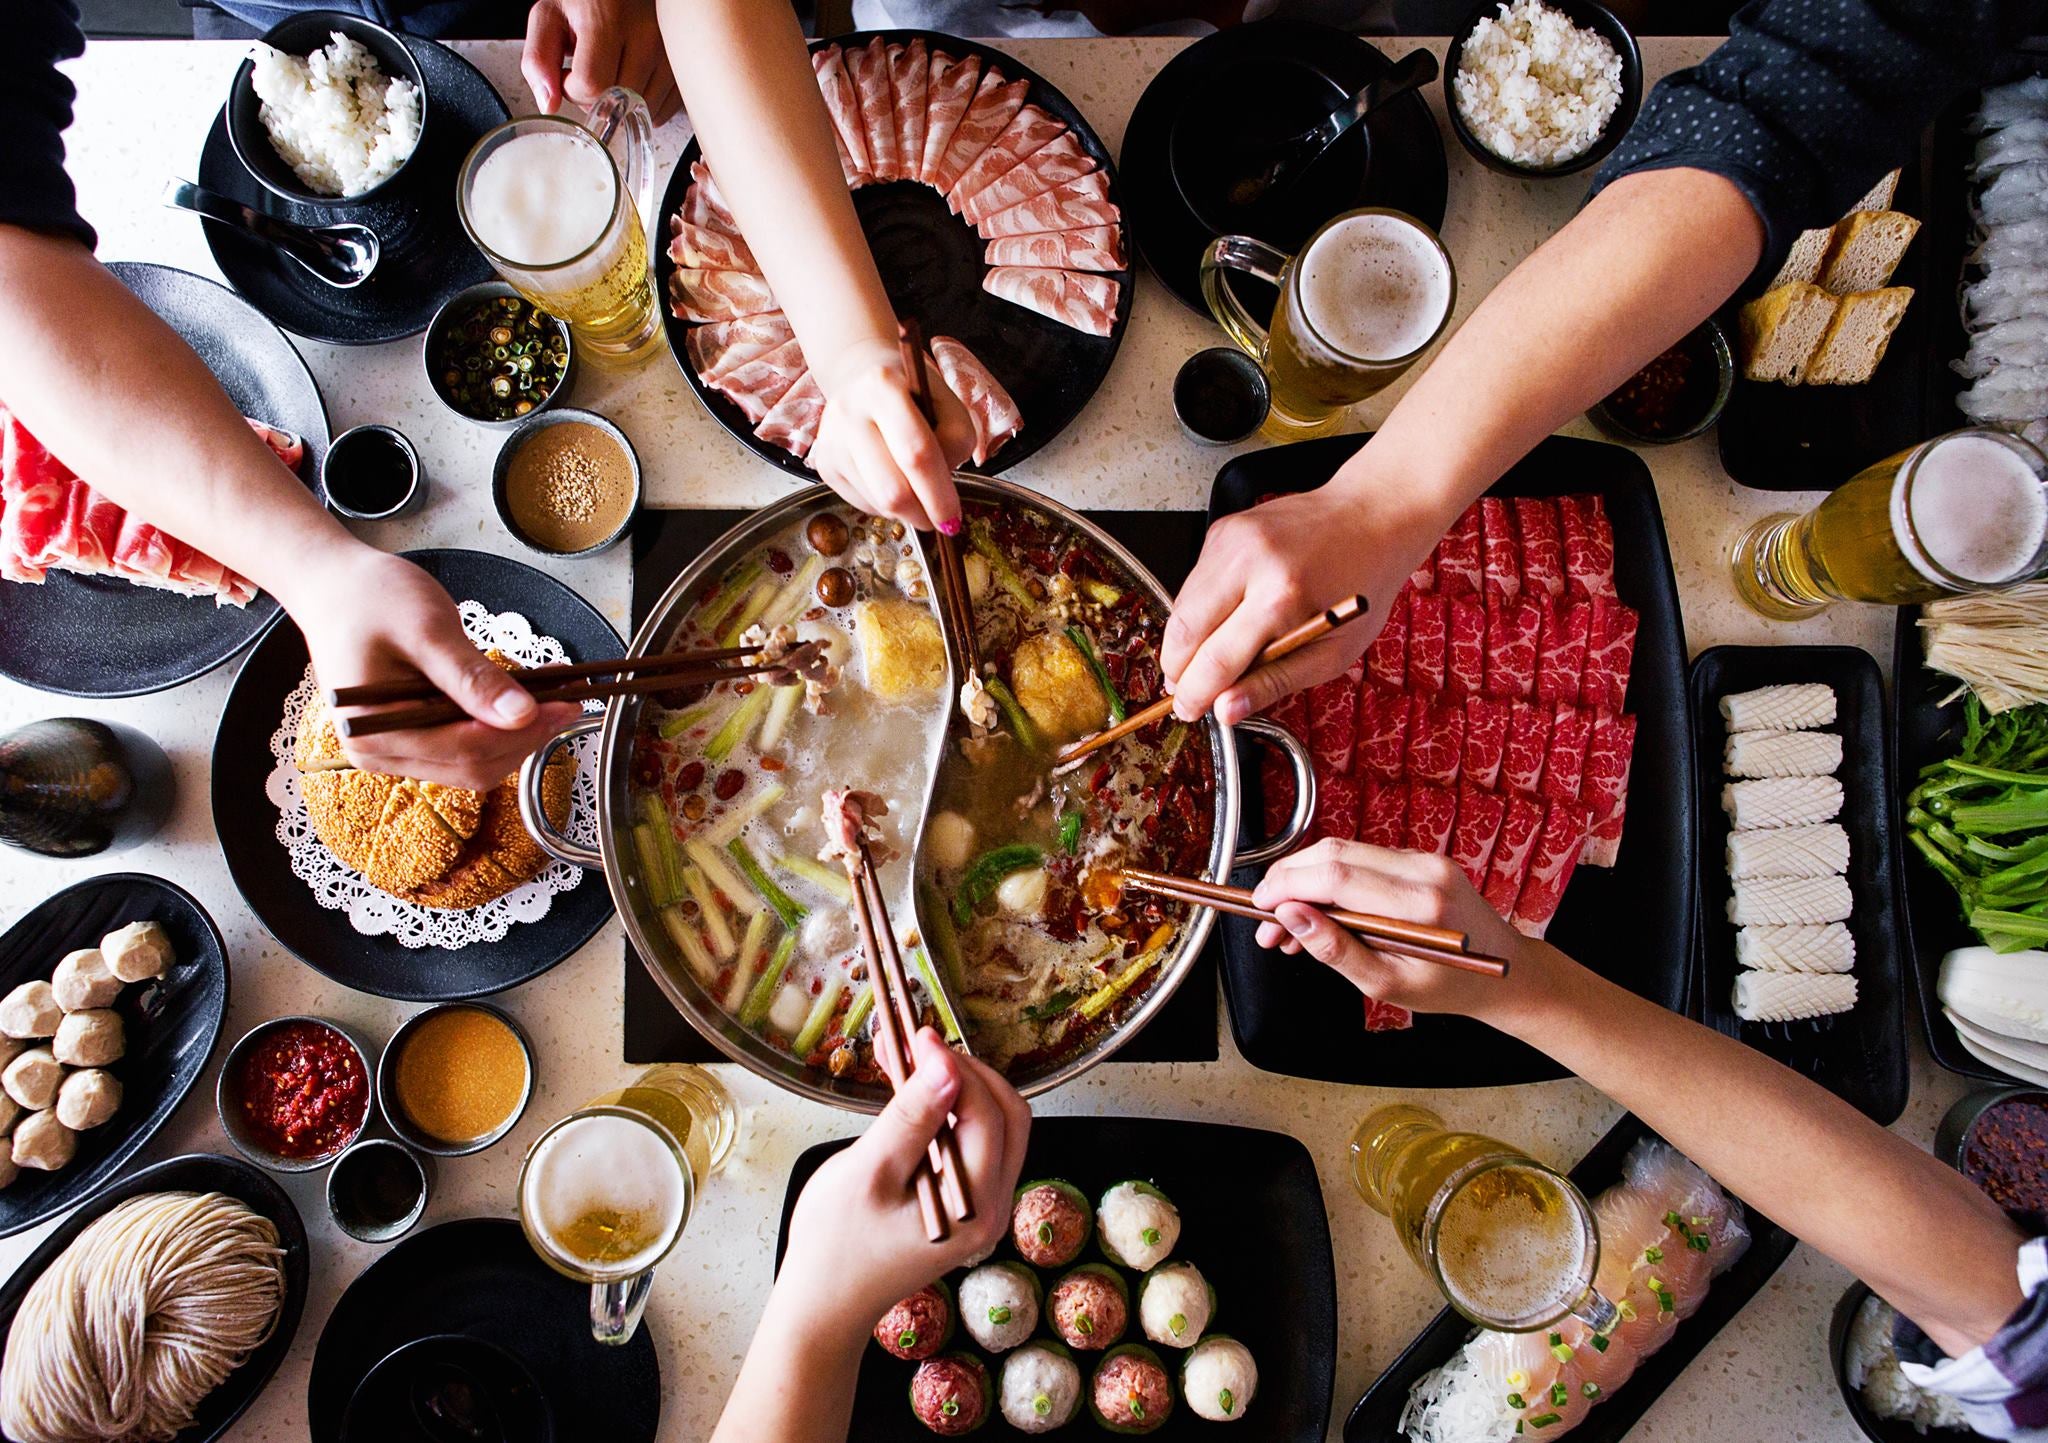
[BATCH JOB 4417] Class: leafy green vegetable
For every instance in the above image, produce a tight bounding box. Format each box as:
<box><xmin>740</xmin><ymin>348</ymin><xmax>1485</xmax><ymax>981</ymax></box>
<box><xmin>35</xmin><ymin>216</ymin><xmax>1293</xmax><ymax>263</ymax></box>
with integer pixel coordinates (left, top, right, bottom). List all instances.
<box><xmin>1058</xmin><ymin>811</ymin><xmax>1083</xmax><ymax>855</ymax></box>
<box><xmin>728</xmin><ymin>839</ymin><xmax>807</xmax><ymax>929</ymax></box>
<box><xmin>952</xmin><ymin>843</ymin><xmax>1044</xmax><ymax>926</ymax></box>
<box><xmin>1065</xmin><ymin>624</ymin><xmax>1126</xmax><ymax>722</ymax></box>
<box><xmin>1908</xmin><ymin>696</ymin><xmax>2048</xmax><ymax>952</ymax></box>
<box><xmin>984</xmin><ymin>676</ymin><xmax>1044</xmax><ymax>755</ymax></box>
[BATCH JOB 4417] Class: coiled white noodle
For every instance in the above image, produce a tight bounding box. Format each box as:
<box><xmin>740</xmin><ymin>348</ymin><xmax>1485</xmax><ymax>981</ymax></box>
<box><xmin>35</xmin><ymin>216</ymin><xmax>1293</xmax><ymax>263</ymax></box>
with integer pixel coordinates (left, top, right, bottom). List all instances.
<box><xmin>0</xmin><ymin>1191</ymin><xmax>286</xmax><ymax>1443</ymax></box>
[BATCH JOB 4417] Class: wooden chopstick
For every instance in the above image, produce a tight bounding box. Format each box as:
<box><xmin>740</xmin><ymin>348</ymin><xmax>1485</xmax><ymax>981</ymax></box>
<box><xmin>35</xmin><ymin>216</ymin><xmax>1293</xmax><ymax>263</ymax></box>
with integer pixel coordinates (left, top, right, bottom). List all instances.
<box><xmin>858</xmin><ymin>840</ymin><xmax>974</xmax><ymax>1225</ymax></box>
<box><xmin>325</xmin><ymin>647</ymin><xmax>755</xmax><ymax>709</ymax></box>
<box><xmin>899</xmin><ymin>319</ymin><xmax>986</xmax><ymax>689</ymax></box>
<box><xmin>843</xmin><ymin>846</ymin><xmax>947</xmax><ymax>1243</ymax></box>
<box><xmin>1118</xmin><ymin>868</ymin><xmax>1511</xmax><ymax>978</ymax></box>
<box><xmin>1054</xmin><ymin>595</ymin><xmax>1371</xmax><ymax>769</ymax></box>
<box><xmin>335</xmin><ymin>655</ymin><xmax>795</xmax><ymax>739</ymax></box>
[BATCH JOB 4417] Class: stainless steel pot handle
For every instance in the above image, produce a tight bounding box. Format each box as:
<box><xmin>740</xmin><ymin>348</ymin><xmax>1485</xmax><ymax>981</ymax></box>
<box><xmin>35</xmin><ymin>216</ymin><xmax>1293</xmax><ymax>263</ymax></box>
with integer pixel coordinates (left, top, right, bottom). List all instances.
<box><xmin>1232</xmin><ymin>716</ymin><xmax>1316</xmax><ymax>868</ymax></box>
<box><xmin>519</xmin><ymin>715</ymin><xmax>604</xmax><ymax>869</ymax></box>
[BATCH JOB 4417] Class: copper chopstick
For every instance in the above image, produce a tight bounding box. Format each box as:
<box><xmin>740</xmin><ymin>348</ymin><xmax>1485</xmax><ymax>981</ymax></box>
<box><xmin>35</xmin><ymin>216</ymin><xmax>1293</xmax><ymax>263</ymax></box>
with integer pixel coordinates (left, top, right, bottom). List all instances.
<box><xmin>1118</xmin><ymin>869</ymin><xmax>1511</xmax><ymax>978</ymax></box>
<box><xmin>843</xmin><ymin>846</ymin><xmax>947</xmax><ymax>1243</ymax></box>
<box><xmin>326</xmin><ymin>647</ymin><xmax>755</xmax><ymax>709</ymax></box>
<box><xmin>858</xmin><ymin>840</ymin><xmax>974</xmax><ymax>1225</ymax></box>
<box><xmin>1055</xmin><ymin>595</ymin><xmax>1371</xmax><ymax>769</ymax></box>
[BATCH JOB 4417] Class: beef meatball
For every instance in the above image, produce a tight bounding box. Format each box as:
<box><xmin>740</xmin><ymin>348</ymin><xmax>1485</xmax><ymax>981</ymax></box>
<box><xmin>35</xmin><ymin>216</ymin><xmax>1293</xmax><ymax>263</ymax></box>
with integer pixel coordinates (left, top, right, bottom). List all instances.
<box><xmin>51</xmin><ymin>949</ymin><xmax>121</xmax><ymax>1012</ymax></box>
<box><xmin>53</xmin><ymin>1009</ymin><xmax>123</xmax><ymax>1068</ymax></box>
<box><xmin>2</xmin><ymin>1048</ymin><xmax>62</xmax><ymax>1111</ymax></box>
<box><xmin>909</xmin><ymin>1354</ymin><xmax>989</xmax><ymax>1437</ymax></box>
<box><xmin>875</xmin><ymin>1282</ymin><xmax>954</xmax><ymax>1362</ymax></box>
<box><xmin>0</xmin><ymin>982</ymin><xmax>61</xmax><ymax>1040</ymax></box>
<box><xmin>1091</xmin><ymin>1346</ymin><xmax>1174</xmax><ymax>1434</ymax></box>
<box><xmin>100</xmin><ymin>920</ymin><xmax>174</xmax><ymax>983</ymax></box>
<box><xmin>12</xmin><ymin>1111</ymin><xmax>75</xmax><ymax>1172</ymax></box>
<box><xmin>1049</xmin><ymin>1266</ymin><xmax>1129</xmax><ymax>1352</ymax></box>
<box><xmin>56</xmin><ymin>1069</ymin><xmax>121</xmax><ymax>1131</ymax></box>
<box><xmin>1011</xmin><ymin>1180</ymin><xmax>1091</xmax><ymax>1267</ymax></box>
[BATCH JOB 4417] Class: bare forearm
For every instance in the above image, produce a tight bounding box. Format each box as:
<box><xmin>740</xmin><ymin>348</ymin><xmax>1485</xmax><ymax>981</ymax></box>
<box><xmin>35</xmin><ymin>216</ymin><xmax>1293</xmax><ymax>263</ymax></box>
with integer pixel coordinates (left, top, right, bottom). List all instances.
<box><xmin>0</xmin><ymin>228</ymin><xmax>355</xmax><ymax>611</ymax></box>
<box><xmin>1512</xmin><ymin>953</ymin><xmax>2022</xmax><ymax>1355</ymax></box>
<box><xmin>659</xmin><ymin>0</ymin><xmax>897</xmax><ymax>388</ymax></box>
<box><xmin>1327</xmin><ymin>168</ymin><xmax>1765</xmax><ymax>560</ymax></box>
<box><xmin>711</xmin><ymin>1289</ymin><xmax>868</xmax><ymax>1443</ymax></box>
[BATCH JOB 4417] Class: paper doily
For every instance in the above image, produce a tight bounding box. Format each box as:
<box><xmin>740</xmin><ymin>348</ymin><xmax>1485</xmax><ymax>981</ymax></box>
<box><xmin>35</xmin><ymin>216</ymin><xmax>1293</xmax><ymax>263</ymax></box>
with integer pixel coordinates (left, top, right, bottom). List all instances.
<box><xmin>264</xmin><ymin>601</ymin><xmax>600</xmax><ymax>950</ymax></box>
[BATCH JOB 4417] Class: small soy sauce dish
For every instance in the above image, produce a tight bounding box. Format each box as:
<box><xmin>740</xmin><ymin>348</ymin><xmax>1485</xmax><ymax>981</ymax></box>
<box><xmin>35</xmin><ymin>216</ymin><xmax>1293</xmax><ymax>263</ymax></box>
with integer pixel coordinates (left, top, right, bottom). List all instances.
<box><xmin>1174</xmin><ymin>347</ymin><xmax>1271</xmax><ymax>446</ymax></box>
<box><xmin>328</xmin><ymin>1138</ymin><xmax>431</xmax><ymax>1244</ymax></box>
<box><xmin>323</xmin><ymin>424</ymin><xmax>425</xmax><ymax>520</ymax></box>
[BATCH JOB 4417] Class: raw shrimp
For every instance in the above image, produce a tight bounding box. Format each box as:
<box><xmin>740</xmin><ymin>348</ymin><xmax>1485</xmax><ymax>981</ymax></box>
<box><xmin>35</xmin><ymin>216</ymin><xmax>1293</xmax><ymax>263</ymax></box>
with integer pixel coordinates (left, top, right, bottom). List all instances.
<box><xmin>1974</xmin><ymin>116</ymin><xmax>2048</xmax><ymax>175</ymax></box>
<box><xmin>1970</xmin><ymin>75</ymin><xmax>2048</xmax><ymax>132</ymax></box>
<box><xmin>1959</xmin><ymin>363</ymin><xmax>2048</xmax><ymax>423</ymax></box>
<box><xmin>1975</xmin><ymin>162</ymin><xmax>2048</xmax><ymax>226</ymax></box>
<box><xmin>1965</xmin><ymin>267</ymin><xmax>2048</xmax><ymax>328</ymax></box>
<box><xmin>1972</xmin><ymin>217</ymin><xmax>2048</xmax><ymax>269</ymax></box>
<box><xmin>1953</xmin><ymin>314</ymin><xmax>2048</xmax><ymax>377</ymax></box>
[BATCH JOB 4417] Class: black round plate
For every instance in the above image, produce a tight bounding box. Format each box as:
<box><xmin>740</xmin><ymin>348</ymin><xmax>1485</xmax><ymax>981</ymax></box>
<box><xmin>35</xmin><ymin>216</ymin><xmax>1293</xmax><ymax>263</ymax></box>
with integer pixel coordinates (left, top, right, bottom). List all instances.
<box><xmin>0</xmin><ymin>263</ymin><xmax>328</xmax><ymax>698</ymax></box>
<box><xmin>209</xmin><ymin>548</ymin><xmax>618</xmax><ymax>1001</ymax></box>
<box><xmin>0</xmin><ymin>874</ymin><xmax>231</xmax><ymax>1239</ymax></box>
<box><xmin>0</xmin><ymin>1151</ymin><xmax>309</xmax><ymax>1443</ymax></box>
<box><xmin>1122</xmin><ymin>21</ymin><xmax>1449</xmax><ymax>316</ymax></box>
<box><xmin>307</xmin><ymin>1217</ymin><xmax>661</xmax><ymax>1443</ymax></box>
<box><xmin>194</xmin><ymin>34</ymin><xmax>504</xmax><ymax>345</ymax></box>
<box><xmin>657</xmin><ymin>30</ymin><xmax>1133</xmax><ymax>480</ymax></box>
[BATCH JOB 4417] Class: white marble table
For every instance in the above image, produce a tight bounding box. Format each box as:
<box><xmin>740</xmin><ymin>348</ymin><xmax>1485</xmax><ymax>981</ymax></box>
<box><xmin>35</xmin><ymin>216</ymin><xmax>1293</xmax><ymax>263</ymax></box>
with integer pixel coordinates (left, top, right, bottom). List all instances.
<box><xmin>0</xmin><ymin>32</ymin><xmax>1948</xmax><ymax>1442</ymax></box>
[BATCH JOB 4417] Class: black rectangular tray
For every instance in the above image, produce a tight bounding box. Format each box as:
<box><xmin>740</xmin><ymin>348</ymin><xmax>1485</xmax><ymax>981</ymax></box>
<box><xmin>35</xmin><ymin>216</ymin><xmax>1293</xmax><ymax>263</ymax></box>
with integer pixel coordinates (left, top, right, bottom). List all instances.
<box><xmin>777</xmin><ymin>1115</ymin><xmax>1337</xmax><ymax>1443</ymax></box>
<box><xmin>1343</xmin><ymin>1112</ymin><xmax>1799</xmax><ymax>1443</ymax></box>
<box><xmin>1713</xmin><ymin>139</ymin><xmax>1941</xmax><ymax>491</ymax></box>
<box><xmin>1689</xmin><ymin>645</ymin><xmax>1909</xmax><ymax>1123</ymax></box>
<box><xmin>1209</xmin><ymin>434</ymin><xmax>1695</xmax><ymax>1088</ymax></box>
<box><xmin>622</xmin><ymin>504</ymin><xmax>1224</xmax><ymax>1067</ymax></box>
<box><xmin>1892</xmin><ymin>610</ymin><xmax>2009</xmax><ymax>1081</ymax></box>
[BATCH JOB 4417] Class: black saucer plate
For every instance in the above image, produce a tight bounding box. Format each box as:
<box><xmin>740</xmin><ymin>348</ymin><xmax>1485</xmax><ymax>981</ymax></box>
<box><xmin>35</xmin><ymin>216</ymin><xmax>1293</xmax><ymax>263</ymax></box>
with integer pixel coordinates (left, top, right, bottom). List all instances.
<box><xmin>0</xmin><ymin>874</ymin><xmax>231</xmax><ymax>1239</ymax></box>
<box><xmin>1212</xmin><ymin>434</ymin><xmax>1694</xmax><ymax>1088</ymax></box>
<box><xmin>209</xmin><ymin>549</ymin><xmax>618</xmax><ymax>1001</ymax></box>
<box><xmin>1122</xmin><ymin>20</ymin><xmax>1449</xmax><ymax>317</ymax></box>
<box><xmin>657</xmin><ymin>30</ymin><xmax>1133</xmax><ymax>481</ymax></box>
<box><xmin>1344</xmin><ymin>1113</ymin><xmax>1798</xmax><ymax>1443</ymax></box>
<box><xmin>1691</xmin><ymin>646</ymin><xmax>1909</xmax><ymax>1124</ymax></box>
<box><xmin>0</xmin><ymin>1151</ymin><xmax>309</xmax><ymax>1443</ymax></box>
<box><xmin>779</xmin><ymin>1115</ymin><xmax>1336</xmax><ymax>1442</ymax></box>
<box><xmin>0</xmin><ymin>263</ymin><xmax>327</xmax><ymax>698</ymax></box>
<box><xmin>307</xmin><ymin>1217</ymin><xmax>661</xmax><ymax>1443</ymax></box>
<box><xmin>194</xmin><ymin>34</ymin><xmax>503</xmax><ymax>345</ymax></box>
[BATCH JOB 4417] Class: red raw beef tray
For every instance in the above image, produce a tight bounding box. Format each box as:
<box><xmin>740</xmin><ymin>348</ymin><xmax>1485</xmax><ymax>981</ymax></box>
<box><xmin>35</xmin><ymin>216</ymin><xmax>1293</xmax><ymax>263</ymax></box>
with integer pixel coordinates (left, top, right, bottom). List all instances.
<box><xmin>1213</xmin><ymin>434</ymin><xmax>1696</xmax><ymax>1088</ymax></box>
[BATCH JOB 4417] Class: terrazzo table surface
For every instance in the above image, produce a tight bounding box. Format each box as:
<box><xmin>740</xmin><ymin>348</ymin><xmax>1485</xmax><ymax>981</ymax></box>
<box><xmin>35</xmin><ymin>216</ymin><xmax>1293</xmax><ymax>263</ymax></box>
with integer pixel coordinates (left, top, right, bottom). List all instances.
<box><xmin>0</xmin><ymin>32</ymin><xmax>1946</xmax><ymax>1442</ymax></box>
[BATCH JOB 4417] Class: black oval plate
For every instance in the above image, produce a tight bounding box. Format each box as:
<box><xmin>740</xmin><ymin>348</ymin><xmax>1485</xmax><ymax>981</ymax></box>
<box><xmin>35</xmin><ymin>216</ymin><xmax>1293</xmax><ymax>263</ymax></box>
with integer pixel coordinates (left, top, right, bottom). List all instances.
<box><xmin>210</xmin><ymin>548</ymin><xmax>618</xmax><ymax>1000</ymax></box>
<box><xmin>0</xmin><ymin>1151</ymin><xmax>308</xmax><ymax>1443</ymax></box>
<box><xmin>0</xmin><ymin>873</ymin><xmax>230</xmax><ymax>1239</ymax></box>
<box><xmin>1691</xmin><ymin>645</ymin><xmax>1909</xmax><ymax>1123</ymax></box>
<box><xmin>657</xmin><ymin>30</ymin><xmax>1132</xmax><ymax>480</ymax></box>
<box><xmin>194</xmin><ymin>34</ymin><xmax>502</xmax><ymax>346</ymax></box>
<box><xmin>1122</xmin><ymin>21</ymin><xmax>1449</xmax><ymax>317</ymax></box>
<box><xmin>307</xmin><ymin>1216</ymin><xmax>661</xmax><ymax>1443</ymax></box>
<box><xmin>778</xmin><ymin>1115</ymin><xmax>1336</xmax><ymax>1442</ymax></box>
<box><xmin>1344</xmin><ymin>1112</ymin><xmax>1798</xmax><ymax>1443</ymax></box>
<box><xmin>1892</xmin><ymin>610</ymin><xmax>2010</xmax><ymax>1081</ymax></box>
<box><xmin>0</xmin><ymin>263</ymin><xmax>328</xmax><ymax>699</ymax></box>
<box><xmin>1211</xmin><ymin>434</ymin><xmax>1695</xmax><ymax>1088</ymax></box>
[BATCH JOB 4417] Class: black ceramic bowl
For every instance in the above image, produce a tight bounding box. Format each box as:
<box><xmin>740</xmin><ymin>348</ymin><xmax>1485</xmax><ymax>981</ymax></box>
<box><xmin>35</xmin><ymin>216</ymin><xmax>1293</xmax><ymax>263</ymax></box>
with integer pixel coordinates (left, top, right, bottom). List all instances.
<box><xmin>227</xmin><ymin>10</ymin><xmax>428</xmax><ymax>208</ymax></box>
<box><xmin>423</xmin><ymin>282</ymin><xmax>577</xmax><ymax>430</ymax></box>
<box><xmin>342</xmin><ymin>1334</ymin><xmax>555</xmax><ymax>1443</ymax></box>
<box><xmin>1442</xmin><ymin>0</ymin><xmax>1642</xmax><ymax>179</ymax></box>
<box><xmin>1589</xmin><ymin>317</ymin><xmax>1735</xmax><ymax>445</ymax></box>
<box><xmin>491</xmin><ymin>409</ymin><xmax>642</xmax><ymax>559</ymax></box>
<box><xmin>1830</xmin><ymin>1282</ymin><xmax>1976</xmax><ymax>1442</ymax></box>
<box><xmin>216</xmin><ymin>1015</ymin><xmax>378</xmax><ymax>1173</ymax></box>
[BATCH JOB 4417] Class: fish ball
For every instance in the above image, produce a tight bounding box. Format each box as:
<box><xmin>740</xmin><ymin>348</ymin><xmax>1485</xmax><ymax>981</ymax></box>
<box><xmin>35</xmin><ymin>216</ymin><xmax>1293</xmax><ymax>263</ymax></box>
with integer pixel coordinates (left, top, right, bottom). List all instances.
<box><xmin>927</xmin><ymin>812</ymin><xmax>976</xmax><ymax>871</ymax></box>
<box><xmin>0</xmin><ymin>1154</ymin><xmax>18</xmax><ymax>1190</ymax></box>
<box><xmin>100</xmin><ymin>919</ymin><xmax>174</xmax><ymax>982</ymax></box>
<box><xmin>0</xmin><ymin>982</ymin><xmax>61</xmax><ymax>1039</ymax></box>
<box><xmin>0</xmin><ymin>1094</ymin><xmax>20</xmax><ymax>1137</ymax></box>
<box><xmin>12</xmin><ymin>1110</ymin><xmax>75</xmax><ymax>1171</ymax></box>
<box><xmin>768</xmin><ymin>982</ymin><xmax>809</xmax><ymax>1039</ymax></box>
<box><xmin>53</xmin><ymin>1009</ymin><xmax>124</xmax><ymax>1068</ymax></box>
<box><xmin>997</xmin><ymin>868</ymin><xmax>1049</xmax><ymax>918</ymax></box>
<box><xmin>2</xmin><ymin>1049</ymin><xmax>62</xmax><ymax>1111</ymax></box>
<box><xmin>56</xmin><ymin>1069</ymin><xmax>121</xmax><ymax>1131</ymax></box>
<box><xmin>51</xmin><ymin>949</ymin><xmax>121</xmax><ymax>1012</ymax></box>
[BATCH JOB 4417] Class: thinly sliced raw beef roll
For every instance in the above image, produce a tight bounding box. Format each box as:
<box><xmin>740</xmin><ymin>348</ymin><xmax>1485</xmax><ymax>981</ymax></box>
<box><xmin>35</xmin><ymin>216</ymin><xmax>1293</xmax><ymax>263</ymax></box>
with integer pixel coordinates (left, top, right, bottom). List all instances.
<box><xmin>847</xmin><ymin>38</ymin><xmax>903</xmax><ymax>181</ymax></box>
<box><xmin>930</xmin><ymin>336</ymin><xmax>1023</xmax><ymax>465</ymax></box>
<box><xmin>811</xmin><ymin>46</ymin><xmax>873</xmax><ymax>184</ymax></box>
<box><xmin>685</xmin><ymin>311</ymin><xmax>796</xmax><ymax>383</ymax></box>
<box><xmin>919</xmin><ymin>50</ymin><xmax>983</xmax><ymax>184</ymax></box>
<box><xmin>931</xmin><ymin>70</ymin><xmax>1031</xmax><ymax>193</ymax></box>
<box><xmin>668</xmin><ymin>268</ymin><xmax>777</xmax><ymax>323</ymax></box>
<box><xmin>887</xmin><ymin>38</ymin><xmax>929</xmax><ymax>184</ymax></box>
<box><xmin>756</xmin><ymin>370</ymin><xmax>826</xmax><ymax>458</ymax></box>
<box><xmin>985</xmin><ymin>225</ymin><xmax>1125</xmax><ymax>272</ymax></box>
<box><xmin>667</xmin><ymin>214</ymin><xmax>755</xmax><ymax>271</ymax></box>
<box><xmin>948</xmin><ymin>104</ymin><xmax>1065</xmax><ymax>214</ymax></box>
<box><xmin>976</xmin><ymin>174</ymin><xmax>1117</xmax><ymax>238</ymax></box>
<box><xmin>982</xmin><ymin>267</ymin><xmax>1118</xmax><ymax>336</ymax></box>
<box><xmin>963</xmin><ymin>134</ymin><xmax>1100</xmax><ymax>225</ymax></box>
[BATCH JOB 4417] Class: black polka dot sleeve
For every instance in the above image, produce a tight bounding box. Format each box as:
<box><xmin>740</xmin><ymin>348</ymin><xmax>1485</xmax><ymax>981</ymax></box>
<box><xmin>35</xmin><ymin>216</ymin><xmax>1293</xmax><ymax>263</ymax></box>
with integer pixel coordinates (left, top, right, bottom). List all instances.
<box><xmin>1590</xmin><ymin>0</ymin><xmax>2020</xmax><ymax>284</ymax></box>
<box><xmin>2</xmin><ymin>0</ymin><xmax>96</xmax><ymax>250</ymax></box>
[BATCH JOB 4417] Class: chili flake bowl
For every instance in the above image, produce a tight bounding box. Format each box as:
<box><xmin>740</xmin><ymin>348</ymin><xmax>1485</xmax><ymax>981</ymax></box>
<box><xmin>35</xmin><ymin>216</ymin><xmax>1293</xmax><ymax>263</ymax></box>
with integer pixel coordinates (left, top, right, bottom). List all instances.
<box><xmin>422</xmin><ymin>281</ymin><xmax>576</xmax><ymax>430</ymax></box>
<box><xmin>216</xmin><ymin>1015</ymin><xmax>378</xmax><ymax>1174</ymax></box>
<box><xmin>376</xmin><ymin>1001</ymin><xmax>536</xmax><ymax>1158</ymax></box>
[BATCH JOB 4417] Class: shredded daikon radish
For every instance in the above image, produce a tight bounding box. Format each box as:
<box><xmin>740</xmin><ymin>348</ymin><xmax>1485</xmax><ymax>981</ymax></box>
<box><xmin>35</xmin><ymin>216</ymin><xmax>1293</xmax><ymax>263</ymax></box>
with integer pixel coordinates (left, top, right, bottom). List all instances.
<box><xmin>1920</xmin><ymin>583</ymin><xmax>2048</xmax><ymax>713</ymax></box>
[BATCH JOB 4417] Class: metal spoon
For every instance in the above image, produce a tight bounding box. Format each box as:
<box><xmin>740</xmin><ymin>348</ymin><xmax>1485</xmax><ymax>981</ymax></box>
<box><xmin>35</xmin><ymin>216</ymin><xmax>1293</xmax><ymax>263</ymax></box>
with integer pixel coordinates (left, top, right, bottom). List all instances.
<box><xmin>1223</xmin><ymin>49</ymin><xmax>1439</xmax><ymax>212</ymax></box>
<box><xmin>163</xmin><ymin>179</ymin><xmax>380</xmax><ymax>288</ymax></box>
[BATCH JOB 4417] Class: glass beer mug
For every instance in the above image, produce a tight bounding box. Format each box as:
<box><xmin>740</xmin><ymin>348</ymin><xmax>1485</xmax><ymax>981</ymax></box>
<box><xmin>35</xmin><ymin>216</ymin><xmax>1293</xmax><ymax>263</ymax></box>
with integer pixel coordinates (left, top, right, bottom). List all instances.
<box><xmin>1199</xmin><ymin>207</ymin><xmax>1455</xmax><ymax>435</ymax></box>
<box><xmin>517</xmin><ymin>1067</ymin><xmax>735</xmax><ymax>1345</ymax></box>
<box><xmin>1353</xmin><ymin>1105</ymin><xmax>1618</xmax><ymax>1335</ymax></box>
<box><xmin>457</xmin><ymin>88</ymin><xmax>661</xmax><ymax>364</ymax></box>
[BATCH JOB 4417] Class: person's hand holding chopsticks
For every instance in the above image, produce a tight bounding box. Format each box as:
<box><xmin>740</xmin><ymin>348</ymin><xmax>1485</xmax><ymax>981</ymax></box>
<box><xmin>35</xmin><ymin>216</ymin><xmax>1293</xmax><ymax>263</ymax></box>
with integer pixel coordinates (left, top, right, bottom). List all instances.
<box><xmin>1252</xmin><ymin>840</ymin><xmax>1546</xmax><ymax>1020</ymax></box>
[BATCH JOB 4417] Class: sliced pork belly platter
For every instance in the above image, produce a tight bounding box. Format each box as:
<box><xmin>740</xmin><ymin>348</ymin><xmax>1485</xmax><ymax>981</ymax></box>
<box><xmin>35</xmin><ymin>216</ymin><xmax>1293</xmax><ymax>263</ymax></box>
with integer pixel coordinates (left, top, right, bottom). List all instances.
<box><xmin>666</xmin><ymin>36</ymin><xmax>1127</xmax><ymax>464</ymax></box>
<box><xmin>1257</xmin><ymin>492</ymin><xmax>1643</xmax><ymax>1031</ymax></box>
